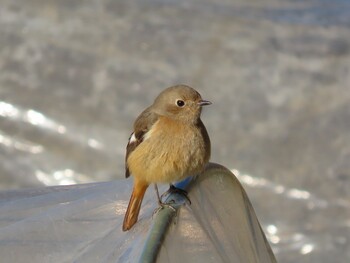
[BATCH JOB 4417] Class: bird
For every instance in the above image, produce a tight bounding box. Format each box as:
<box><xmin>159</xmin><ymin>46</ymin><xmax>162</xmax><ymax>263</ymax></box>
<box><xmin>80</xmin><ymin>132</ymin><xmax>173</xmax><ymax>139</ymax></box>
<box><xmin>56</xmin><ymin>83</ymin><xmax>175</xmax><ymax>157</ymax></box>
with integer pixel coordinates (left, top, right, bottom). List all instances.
<box><xmin>122</xmin><ymin>84</ymin><xmax>211</xmax><ymax>231</ymax></box>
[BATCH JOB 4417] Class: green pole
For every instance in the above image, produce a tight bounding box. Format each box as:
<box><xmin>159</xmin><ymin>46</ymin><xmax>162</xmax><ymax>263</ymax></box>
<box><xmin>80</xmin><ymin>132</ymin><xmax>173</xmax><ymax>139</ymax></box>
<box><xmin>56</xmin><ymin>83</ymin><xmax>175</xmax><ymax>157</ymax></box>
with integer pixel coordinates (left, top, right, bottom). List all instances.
<box><xmin>138</xmin><ymin>177</ymin><xmax>193</xmax><ymax>263</ymax></box>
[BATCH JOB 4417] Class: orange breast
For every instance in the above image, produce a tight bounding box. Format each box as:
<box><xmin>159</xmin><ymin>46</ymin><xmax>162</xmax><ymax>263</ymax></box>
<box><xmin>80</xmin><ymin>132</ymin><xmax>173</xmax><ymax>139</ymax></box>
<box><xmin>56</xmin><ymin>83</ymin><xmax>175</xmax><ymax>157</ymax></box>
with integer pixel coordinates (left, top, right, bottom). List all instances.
<box><xmin>127</xmin><ymin>117</ymin><xmax>208</xmax><ymax>184</ymax></box>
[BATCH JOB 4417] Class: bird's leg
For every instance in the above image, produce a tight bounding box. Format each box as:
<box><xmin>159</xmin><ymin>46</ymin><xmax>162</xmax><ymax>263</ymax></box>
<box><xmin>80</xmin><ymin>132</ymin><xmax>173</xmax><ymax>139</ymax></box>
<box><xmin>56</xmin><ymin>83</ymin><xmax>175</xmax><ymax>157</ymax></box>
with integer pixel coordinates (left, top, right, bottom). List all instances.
<box><xmin>154</xmin><ymin>183</ymin><xmax>163</xmax><ymax>206</ymax></box>
<box><xmin>161</xmin><ymin>184</ymin><xmax>191</xmax><ymax>205</ymax></box>
<box><xmin>160</xmin><ymin>184</ymin><xmax>172</xmax><ymax>201</ymax></box>
<box><xmin>153</xmin><ymin>184</ymin><xmax>176</xmax><ymax>216</ymax></box>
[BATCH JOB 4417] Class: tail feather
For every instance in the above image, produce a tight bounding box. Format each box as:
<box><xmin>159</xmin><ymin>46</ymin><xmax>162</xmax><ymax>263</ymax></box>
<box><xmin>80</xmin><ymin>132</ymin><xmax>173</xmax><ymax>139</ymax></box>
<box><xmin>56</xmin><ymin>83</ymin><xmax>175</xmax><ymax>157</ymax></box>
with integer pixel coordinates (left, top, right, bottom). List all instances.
<box><xmin>123</xmin><ymin>182</ymin><xmax>148</xmax><ymax>231</ymax></box>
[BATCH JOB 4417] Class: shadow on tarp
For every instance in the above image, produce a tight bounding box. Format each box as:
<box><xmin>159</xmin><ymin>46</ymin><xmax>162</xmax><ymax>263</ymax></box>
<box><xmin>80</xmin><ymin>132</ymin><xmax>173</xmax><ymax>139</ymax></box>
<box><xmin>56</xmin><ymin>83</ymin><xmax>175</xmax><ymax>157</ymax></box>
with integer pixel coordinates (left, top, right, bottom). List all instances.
<box><xmin>0</xmin><ymin>163</ymin><xmax>276</xmax><ymax>263</ymax></box>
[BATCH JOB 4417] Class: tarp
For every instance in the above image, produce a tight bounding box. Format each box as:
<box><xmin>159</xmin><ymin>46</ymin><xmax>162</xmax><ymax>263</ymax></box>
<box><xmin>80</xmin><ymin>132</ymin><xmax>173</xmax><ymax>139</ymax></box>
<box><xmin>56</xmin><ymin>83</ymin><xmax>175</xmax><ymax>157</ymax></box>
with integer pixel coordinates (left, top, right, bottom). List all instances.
<box><xmin>0</xmin><ymin>163</ymin><xmax>276</xmax><ymax>262</ymax></box>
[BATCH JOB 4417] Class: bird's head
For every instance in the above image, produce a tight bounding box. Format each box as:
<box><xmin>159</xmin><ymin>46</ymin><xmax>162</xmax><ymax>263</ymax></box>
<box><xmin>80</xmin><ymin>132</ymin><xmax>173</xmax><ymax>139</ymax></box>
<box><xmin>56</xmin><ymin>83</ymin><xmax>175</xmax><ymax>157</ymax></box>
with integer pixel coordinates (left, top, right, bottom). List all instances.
<box><xmin>152</xmin><ymin>85</ymin><xmax>211</xmax><ymax>123</ymax></box>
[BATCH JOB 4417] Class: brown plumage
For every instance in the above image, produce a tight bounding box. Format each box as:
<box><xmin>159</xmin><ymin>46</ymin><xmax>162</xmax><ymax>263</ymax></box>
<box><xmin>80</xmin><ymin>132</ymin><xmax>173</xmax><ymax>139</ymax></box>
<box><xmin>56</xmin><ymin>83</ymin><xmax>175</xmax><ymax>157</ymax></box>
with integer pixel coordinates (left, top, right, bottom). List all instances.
<box><xmin>122</xmin><ymin>85</ymin><xmax>211</xmax><ymax>231</ymax></box>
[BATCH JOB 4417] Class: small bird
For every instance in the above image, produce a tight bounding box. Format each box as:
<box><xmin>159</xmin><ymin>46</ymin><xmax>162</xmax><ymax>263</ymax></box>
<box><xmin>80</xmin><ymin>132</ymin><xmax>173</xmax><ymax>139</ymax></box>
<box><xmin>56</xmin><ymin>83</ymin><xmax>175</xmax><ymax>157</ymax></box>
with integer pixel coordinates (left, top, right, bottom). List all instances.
<box><xmin>122</xmin><ymin>84</ymin><xmax>211</xmax><ymax>231</ymax></box>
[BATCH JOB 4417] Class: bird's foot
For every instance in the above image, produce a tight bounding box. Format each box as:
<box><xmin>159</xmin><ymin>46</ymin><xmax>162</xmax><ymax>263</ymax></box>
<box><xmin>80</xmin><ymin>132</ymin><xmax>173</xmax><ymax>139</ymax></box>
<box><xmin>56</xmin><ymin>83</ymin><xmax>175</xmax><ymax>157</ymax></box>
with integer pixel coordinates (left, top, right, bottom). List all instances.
<box><xmin>161</xmin><ymin>184</ymin><xmax>192</xmax><ymax>205</ymax></box>
<box><xmin>152</xmin><ymin>202</ymin><xmax>176</xmax><ymax>217</ymax></box>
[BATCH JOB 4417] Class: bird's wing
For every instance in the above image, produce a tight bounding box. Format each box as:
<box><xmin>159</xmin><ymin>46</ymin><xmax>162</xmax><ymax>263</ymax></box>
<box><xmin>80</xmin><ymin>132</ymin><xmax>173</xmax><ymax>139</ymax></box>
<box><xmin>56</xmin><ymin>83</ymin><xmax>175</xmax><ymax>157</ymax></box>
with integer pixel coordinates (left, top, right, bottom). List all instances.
<box><xmin>125</xmin><ymin>108</ymin><xmax>159</xmax><ymax>178</ymax></box>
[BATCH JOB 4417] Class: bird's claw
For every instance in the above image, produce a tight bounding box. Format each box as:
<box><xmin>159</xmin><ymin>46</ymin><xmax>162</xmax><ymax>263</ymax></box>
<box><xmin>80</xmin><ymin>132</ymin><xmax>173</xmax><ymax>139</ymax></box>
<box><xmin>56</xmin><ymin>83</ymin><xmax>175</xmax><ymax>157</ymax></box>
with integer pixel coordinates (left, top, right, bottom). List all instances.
<box><xmin>163</xmin><ymin>185</ymin><xmax>192</xmax><ymax>205</ymax></box>
<box><xmin>152</xmin><ymin>202</ymin><xmax>177</xmax><ymax>217</ymax></box>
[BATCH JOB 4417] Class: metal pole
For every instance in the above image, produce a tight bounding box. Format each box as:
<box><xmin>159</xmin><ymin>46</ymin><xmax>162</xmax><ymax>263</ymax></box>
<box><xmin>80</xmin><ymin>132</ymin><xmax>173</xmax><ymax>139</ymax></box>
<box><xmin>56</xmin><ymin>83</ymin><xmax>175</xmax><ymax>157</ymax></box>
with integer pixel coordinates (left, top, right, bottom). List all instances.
<box><xmin>138</xmin><ymin>177</ymin><xmax>194</xmax><ymax>263</ymax></box>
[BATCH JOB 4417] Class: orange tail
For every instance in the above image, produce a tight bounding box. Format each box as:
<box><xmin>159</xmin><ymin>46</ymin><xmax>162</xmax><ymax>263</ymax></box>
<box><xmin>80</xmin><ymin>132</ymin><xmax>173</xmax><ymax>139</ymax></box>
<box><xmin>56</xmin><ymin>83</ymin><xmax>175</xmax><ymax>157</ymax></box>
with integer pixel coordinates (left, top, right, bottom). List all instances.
<box><xmin>122</xmin><ymin>181</ymin><xmax>149</xmax><ymax>231</ymax></box>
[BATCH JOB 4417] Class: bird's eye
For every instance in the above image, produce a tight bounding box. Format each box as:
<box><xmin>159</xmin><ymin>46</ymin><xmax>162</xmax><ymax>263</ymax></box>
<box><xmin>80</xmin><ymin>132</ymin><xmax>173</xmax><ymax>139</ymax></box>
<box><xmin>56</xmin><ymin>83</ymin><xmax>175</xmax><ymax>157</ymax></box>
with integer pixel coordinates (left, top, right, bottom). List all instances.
<box><xmin>176</xmin><ymin>99</ymin><xmax>185</xmax><ymax>107</ymax></box>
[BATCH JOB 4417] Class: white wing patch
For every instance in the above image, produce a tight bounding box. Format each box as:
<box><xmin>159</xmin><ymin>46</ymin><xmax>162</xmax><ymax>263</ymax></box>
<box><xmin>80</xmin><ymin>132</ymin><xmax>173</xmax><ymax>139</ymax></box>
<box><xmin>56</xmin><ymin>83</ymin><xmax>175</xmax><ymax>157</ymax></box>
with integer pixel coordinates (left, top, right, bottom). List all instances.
<box><xmin>129</xmin><ymin>121</ymin><xmax>156</xmax><ymax>145</ymax></box>
<box><xmin>129</xmin><ymin>133</ymin><xmax>137</xmax><ymax>144</ymax></box>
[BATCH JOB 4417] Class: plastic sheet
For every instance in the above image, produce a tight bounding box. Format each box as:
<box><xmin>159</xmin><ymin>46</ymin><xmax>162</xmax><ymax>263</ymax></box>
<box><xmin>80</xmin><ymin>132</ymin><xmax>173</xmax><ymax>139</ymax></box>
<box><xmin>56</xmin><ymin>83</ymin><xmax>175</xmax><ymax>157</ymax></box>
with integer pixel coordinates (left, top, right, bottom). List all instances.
<box><xmin>1</xmin><ymin>0</ymin><xmax>350</xmax><ymax>262</ymax></box>
<box><xmin>0</xmin><ymin>181</ymin><xmax>148</xmax><ymax>262</ymax></box>
<box><xmin>158</xmin><ymin>164</ymin><xmax>276</xmax><ymax>263</ymax></box>
<box><xmin>0</xmin><ymin>164</ymin><xmax>276</xmax><ymax>263</ymax></box>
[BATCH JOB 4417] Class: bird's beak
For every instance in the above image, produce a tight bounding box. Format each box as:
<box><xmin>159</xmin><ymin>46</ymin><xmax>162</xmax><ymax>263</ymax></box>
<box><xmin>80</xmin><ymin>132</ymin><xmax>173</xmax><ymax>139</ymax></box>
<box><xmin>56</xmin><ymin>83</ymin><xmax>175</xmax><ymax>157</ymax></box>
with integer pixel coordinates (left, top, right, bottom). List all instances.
<box><xmin>198</xmin><ymin>99</ymin><xmax>212</xmax><ymax>106</ymax></box>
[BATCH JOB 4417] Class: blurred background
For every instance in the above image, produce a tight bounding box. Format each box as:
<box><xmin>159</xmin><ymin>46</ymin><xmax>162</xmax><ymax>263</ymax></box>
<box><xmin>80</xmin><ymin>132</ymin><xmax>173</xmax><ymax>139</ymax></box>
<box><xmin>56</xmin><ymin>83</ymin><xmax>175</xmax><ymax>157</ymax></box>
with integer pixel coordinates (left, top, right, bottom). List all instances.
<box><xmin>0</xmin><ymin>0</ymin><xmax>349</xmax><ymax>262</ymax></box>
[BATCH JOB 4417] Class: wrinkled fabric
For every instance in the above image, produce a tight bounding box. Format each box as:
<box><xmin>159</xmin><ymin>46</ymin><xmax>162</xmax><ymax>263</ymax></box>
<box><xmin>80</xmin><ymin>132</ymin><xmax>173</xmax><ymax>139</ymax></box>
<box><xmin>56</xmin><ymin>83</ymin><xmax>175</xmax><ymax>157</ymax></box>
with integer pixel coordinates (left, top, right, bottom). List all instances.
<box><xmin>0</xmin><ymin>164</ymin><xmax>276</xmax><ymax>263</ymax></box>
